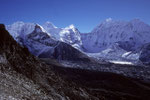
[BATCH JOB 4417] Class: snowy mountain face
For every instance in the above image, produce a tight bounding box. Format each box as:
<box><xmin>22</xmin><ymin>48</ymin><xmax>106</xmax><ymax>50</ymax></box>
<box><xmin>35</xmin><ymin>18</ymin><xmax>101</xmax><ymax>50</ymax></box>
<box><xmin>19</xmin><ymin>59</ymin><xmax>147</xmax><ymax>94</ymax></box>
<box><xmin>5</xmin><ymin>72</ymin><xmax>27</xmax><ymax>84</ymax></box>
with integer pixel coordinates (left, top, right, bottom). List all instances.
<box><xmin>42</xmin><ymin>22</ymin><xmax>61</xmax><ymax>38</ymax></box>
<box><xmin>59</xmin><ymin>25</ymin><xmax>83</xmax><ymax>49</ymax></box>
<box><xmin>7</xmin><ymin>21</ymin><xmax>83</xmax><ymax>50</ymax></box>
<box><xmin>6</xmin><ymin>19</ymin><xmax>150</xmax><ymax>64</ymax></box>
<box><xmin>81</xmin><ymin>19</ymin><xmax>150</xmax><ymax>64</ymax></box>
<box><xmin>23</xmin><ymin>24</ymin><xmax>58</xmax><ymax>57</ymax></box>
<box><xmin>6</xmin><ymin>22</ymin><xmax>35</xmax><ymax>41</ymax></box>
<box><xmin>87</xmin><ymin>43</ymin><xmax>127</xmax><ymax>60</ymax></box>
<box><xmin>26</xmin><ymin>25</ymin><xmax>89</xmax><ymax>61</ymax></box>
<box><xmin>43</xmin><ymin>22</ymin><xmax>83</xmax><ymax>50</ymax></box>
<box><xmin>82</xmin><ymin>19</ymin><xmax>150</xmax><ymax>53</ymax></box>
<box><xmin>6</xmin><ymin>23</ymin><xmax>89</xmax><ymax>61</ymax></box>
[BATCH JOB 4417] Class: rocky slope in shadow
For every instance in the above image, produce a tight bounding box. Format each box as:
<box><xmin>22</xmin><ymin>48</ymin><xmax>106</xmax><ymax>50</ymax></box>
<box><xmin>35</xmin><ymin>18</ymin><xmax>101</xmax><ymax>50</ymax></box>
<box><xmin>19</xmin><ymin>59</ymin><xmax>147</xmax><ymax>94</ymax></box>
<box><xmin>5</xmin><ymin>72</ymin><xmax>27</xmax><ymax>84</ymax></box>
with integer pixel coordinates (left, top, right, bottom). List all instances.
<box><xmin>0</xmin><ymin>24</ymin><xmax>150</xmax><ymax>100</ymax></box>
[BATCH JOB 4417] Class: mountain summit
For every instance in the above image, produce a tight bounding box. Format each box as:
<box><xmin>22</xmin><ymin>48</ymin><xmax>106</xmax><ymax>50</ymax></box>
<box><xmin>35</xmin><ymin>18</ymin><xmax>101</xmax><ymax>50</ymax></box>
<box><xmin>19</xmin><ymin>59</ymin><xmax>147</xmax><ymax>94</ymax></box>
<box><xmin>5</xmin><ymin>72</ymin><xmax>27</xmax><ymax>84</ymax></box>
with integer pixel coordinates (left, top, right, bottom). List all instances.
<box><xmin>82</xmin><ymin>19</ymin><xmax>150</xmax><ymax>52</ymax></box>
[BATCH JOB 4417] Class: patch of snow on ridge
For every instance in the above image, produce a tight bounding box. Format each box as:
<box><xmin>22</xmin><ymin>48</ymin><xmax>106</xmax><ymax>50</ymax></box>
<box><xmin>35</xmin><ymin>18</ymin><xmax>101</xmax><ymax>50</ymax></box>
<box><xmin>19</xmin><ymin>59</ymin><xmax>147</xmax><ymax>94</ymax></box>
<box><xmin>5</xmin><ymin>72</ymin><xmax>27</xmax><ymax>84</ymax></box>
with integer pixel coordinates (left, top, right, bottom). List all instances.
<box><xmin>122</xmin><ymin>52</ymin><xmax>132</xmax><ymax>57</ymax></box>
<box><xmin>109</xmin><ymin>61</ymin><xmax>133</xmax><ymax>65</ymax></box>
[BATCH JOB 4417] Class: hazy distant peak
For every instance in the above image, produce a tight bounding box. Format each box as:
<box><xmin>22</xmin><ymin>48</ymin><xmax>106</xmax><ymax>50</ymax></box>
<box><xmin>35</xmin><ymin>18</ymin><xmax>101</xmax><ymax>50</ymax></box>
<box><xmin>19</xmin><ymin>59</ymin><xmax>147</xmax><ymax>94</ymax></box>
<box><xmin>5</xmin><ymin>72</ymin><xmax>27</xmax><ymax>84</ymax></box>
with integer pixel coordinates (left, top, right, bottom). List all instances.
<box><xmin>43</xmin><ymin>21</ymin><xmax>57</xmax><ymax>29</ymax></box>
<box><xmin>129</xmin><ymin>19</ymin><xmax>150</xmax><ymax>26</ymax></box>
<box><xmin>105</xmin><ymin>18</ymin><xmax>113</xmax><ymax>22</ymax></box>
<box><xmin>65</xmin><ymin>24</ymin><xmax>76</xmax><ymax>29</ymax></box>
<box><xmin>130</xmin><ymin>18</ymin><xmax>142</xmax><ymax>23</ymax></box>
<box><xmin>12</xmin><ymin>21</ymin><xmax>25</xmax><ymax>25</ymax></box>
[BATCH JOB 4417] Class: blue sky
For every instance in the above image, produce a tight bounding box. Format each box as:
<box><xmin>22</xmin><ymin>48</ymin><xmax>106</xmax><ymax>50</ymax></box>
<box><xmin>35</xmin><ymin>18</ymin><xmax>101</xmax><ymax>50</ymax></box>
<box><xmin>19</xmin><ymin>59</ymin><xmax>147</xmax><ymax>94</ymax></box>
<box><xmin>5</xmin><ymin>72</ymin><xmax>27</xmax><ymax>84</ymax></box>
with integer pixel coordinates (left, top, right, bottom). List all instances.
<box><xmin>0</xmin><ymin>0</ymin><xmax>150</xmax><ymax>32</ymax></box>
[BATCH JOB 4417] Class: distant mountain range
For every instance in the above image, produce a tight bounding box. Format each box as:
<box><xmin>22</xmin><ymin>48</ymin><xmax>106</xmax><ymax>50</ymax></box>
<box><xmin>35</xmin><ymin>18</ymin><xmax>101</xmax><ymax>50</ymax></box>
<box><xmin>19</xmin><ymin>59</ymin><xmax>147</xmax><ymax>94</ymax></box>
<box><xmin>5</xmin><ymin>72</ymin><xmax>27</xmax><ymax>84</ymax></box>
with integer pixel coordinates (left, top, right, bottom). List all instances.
<box><xmin>6</xmin><ymin>22</ymin><xmax>89</xmax><ymax>62</ymax></box>
<box><xmin>1</xmin><ymin>22</ymin><xmax>150</xmax><ymax>99</ymax></box>
<box><xmin>6</xmin><ymin>19</ymin><xmax>150</xmax><ymax>65</ymax></box>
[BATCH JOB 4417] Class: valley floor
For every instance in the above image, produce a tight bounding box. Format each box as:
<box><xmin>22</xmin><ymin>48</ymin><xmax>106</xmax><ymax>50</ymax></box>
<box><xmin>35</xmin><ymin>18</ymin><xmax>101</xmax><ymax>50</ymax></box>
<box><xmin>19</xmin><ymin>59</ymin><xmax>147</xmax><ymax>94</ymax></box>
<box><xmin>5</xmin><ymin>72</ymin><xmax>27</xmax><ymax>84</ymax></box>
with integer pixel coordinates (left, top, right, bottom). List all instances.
<box><xmin>40</xmin><ymin>59</ymin><xmax>150</xmax><ymax>100</ymax></box>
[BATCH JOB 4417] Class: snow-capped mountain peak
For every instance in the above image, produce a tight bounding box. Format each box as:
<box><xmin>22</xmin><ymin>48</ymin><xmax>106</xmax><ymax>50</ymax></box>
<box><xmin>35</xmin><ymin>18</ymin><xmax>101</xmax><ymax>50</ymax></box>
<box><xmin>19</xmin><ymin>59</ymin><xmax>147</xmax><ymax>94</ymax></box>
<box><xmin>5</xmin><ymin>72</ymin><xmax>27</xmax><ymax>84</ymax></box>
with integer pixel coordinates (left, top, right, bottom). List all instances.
<box><xmin>6</xmin><ymin>21</ymin><xmax>36</xmax><ymax>40</ymax></box>
<box><xmin>43</xmin><ymin>21</ymin><xmax>57</xmax><ymax>29</ymax></box>
<box><xmin>81</xmin><ymin>19</ymin><xmax>150</xmax><ymax>64</ymax></box>
<box><xmin>34</xmin><ymin>24</ymin><xmax>46</xmax><ymax>33</ymax></box>
<box><xmin>59</xmin><ymin>24</ymin><xmax>82</xmax><ymax>49</ymax></box>
<box><xmin>11</xmin><ymin>21</ymin><xmax>25</xmax><ymax>26</ymax></box>
<box><xmin>130</xmin><ymin>18</ymin><xmax>143</xmax><ymax>24</ymax></box>
<box><xmin>105</xmin><ymin>18</ymin><xmax>113</xmax><ymax>22</ymax></box>
<box><xmin>61</xmin><ymin>24</ymin><xmax>77</xmax><ymax>35</ymax></box>
<box><xmin>66</xmin><ymin>24</ymin><xmax>75</xmax><ymax>29</ymax></box>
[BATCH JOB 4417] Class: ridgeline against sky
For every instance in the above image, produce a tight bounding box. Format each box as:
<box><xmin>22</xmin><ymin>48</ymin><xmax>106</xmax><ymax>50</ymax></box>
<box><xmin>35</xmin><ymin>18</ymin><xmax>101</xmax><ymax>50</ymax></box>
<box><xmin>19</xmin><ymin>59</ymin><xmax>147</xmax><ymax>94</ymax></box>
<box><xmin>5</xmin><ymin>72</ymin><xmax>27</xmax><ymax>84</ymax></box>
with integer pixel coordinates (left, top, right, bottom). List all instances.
<box><xmin>0</xmin><ymin>0</ymin><xmax>150</xmax><ymax>32</ymax></box>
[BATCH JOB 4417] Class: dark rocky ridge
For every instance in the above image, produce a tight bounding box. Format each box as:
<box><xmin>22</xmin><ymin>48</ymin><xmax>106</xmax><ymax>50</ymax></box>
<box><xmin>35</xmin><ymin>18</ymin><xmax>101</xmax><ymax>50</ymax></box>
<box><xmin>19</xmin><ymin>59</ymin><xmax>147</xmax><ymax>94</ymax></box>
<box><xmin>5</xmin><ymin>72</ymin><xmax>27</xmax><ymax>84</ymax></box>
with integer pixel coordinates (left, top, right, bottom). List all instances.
<box><xmin>0</xmin><ymin>24</ymin><xmax>150</xmax><ymax>100</ymax></box>
<box><xmin>51</xmin><ymin>42</ymin><xmax>90</xmax><ymax>61</ymax></box>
